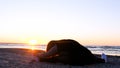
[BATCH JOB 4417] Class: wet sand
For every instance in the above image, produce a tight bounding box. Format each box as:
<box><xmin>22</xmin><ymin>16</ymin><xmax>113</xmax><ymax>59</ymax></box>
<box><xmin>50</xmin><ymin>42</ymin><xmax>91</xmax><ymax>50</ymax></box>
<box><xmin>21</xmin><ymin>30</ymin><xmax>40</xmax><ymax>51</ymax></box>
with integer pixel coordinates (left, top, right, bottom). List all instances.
<box><xmin>0</xmin><ymin>48</ymin><xmax>120</xmax><ymax>68</ymax></box>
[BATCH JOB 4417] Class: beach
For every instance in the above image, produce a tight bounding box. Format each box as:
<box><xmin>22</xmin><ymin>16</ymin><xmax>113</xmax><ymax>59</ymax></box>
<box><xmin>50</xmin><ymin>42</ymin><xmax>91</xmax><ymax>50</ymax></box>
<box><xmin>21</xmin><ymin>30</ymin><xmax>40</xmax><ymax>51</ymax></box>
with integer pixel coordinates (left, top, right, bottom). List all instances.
<box><xmin>0</xmin><ymin>48</ymin><xmax>120</xmax><ymax>68</ymax></box>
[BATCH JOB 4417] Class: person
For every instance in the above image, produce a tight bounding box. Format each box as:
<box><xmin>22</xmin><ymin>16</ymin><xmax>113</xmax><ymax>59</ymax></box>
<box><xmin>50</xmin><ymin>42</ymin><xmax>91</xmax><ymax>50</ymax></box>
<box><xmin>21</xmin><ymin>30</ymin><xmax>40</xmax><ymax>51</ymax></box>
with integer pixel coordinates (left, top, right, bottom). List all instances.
<box><xmin>33</xmin><ymin>39</ymin><xmax>105</xmax><ymax>66</ymax></box>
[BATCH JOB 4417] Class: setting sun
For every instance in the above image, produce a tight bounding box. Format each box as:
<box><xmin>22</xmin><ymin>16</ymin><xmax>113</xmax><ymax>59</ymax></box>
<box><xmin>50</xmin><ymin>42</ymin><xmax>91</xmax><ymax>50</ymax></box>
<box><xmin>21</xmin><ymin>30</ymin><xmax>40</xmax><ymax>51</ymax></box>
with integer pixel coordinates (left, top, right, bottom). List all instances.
<box><xmin>29</xmin><ymin>40</ymin><xmax>38</xmax><ymax>45</ymax></box>
<box><xmin>28</xmin><ymin>40</ymin><xmax>38</xmax><ymax>50</ymax></box>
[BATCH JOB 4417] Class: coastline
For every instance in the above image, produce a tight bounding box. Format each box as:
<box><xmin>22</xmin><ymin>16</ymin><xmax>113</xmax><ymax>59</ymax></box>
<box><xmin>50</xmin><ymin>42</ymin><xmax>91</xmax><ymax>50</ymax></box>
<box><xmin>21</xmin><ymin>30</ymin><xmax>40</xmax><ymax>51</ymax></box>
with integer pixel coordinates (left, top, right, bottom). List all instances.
<box><xmin>0</xmin><ymin>48</ymin><xmax>120</xmax><ymax>68</ymax></box>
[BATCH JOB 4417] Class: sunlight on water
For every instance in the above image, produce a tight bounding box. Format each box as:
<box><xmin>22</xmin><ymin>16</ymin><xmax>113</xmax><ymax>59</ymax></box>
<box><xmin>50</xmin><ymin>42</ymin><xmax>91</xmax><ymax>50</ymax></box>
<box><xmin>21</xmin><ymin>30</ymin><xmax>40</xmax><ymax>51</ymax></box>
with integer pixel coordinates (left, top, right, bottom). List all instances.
<box><xmin>0</xmin><ymin>44</ymin><xmax>120</xmax><ymax>56</ymax></box>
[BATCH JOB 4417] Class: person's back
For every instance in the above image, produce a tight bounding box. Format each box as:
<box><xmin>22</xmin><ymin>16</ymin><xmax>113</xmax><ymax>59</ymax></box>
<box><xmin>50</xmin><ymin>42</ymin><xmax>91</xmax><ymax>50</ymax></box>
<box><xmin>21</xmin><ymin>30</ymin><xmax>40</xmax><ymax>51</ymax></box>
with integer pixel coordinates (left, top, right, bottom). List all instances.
<box><xmin>40</xmin><ymin>39</ymin><xmax>105</xmax><ymax>65</ymax></box>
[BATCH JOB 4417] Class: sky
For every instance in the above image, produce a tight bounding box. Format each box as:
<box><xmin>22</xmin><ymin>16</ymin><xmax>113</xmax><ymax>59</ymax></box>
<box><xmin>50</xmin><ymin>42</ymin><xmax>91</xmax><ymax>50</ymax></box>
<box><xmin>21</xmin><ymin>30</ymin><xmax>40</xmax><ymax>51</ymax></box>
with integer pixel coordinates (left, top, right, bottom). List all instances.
<box><xmin>0</xmin><ymin>0</ymin><xmax>120</xmax><ymax>45</ymax></box>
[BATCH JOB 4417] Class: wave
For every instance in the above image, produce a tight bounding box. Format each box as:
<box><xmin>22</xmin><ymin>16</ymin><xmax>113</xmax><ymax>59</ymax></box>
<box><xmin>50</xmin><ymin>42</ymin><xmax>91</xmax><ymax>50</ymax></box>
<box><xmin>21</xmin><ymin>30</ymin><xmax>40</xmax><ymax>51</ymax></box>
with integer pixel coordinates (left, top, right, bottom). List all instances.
<box><xmin>0</xmin><ymin>44</ymin><xmax>120</xmax><ymax>56</ymax></box>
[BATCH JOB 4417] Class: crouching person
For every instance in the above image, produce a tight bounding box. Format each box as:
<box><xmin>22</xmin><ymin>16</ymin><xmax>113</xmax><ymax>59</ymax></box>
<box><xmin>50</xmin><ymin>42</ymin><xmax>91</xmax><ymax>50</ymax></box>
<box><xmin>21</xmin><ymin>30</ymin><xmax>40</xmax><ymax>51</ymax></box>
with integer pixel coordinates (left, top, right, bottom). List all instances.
<box><xmin>33</xmin><ymin>39</ymin><xmax>105</xmax><ymax>66</ymax></box>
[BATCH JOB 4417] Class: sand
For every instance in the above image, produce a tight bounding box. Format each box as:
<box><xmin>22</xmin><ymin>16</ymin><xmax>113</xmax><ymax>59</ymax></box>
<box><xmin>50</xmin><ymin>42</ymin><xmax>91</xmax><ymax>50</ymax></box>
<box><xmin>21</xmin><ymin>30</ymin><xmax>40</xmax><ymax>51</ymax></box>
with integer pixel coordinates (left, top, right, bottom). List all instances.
<box><xmin>0</xmin><ymin>48</ymin><xmax>120</xmax><ymax>68</ymax></box>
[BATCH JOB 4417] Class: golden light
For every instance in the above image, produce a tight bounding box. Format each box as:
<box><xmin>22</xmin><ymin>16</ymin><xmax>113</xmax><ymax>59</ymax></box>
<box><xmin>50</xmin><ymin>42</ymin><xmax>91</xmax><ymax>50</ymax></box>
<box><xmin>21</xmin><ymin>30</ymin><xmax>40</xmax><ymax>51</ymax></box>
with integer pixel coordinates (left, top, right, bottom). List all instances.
<box><xmin>29</xmin><ymin>40</ymin><xmax>38</xmax><ymax>45</ymax></box>
<box><xmin>28</xmin><ymin>40</ymin><xmax>38</xmax><ymax>50</ymax></box>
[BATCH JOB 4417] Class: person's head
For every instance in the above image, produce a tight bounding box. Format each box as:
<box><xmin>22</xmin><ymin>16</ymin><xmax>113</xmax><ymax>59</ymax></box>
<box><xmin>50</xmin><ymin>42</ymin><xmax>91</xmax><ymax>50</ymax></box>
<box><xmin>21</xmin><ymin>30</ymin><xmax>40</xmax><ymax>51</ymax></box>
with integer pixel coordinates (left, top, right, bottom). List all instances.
<box><xmin>47</xmin><ymin>40</ymin><xmax>56</xmax><ymax>51</ymax></box>
<box><xmin>47</xmin><ymin>39</ymin><xmax>82</xmax><ymax>51</ymax></box>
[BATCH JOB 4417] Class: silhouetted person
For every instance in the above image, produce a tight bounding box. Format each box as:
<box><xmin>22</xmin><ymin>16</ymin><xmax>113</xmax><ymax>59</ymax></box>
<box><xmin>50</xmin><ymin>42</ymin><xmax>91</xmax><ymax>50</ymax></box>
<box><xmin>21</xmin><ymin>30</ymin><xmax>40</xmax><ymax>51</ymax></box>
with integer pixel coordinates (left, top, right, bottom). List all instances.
<box><xmin>35</xmin><ymin>39</ymin><xmax>105</xmax><ymax>66</ymax></box>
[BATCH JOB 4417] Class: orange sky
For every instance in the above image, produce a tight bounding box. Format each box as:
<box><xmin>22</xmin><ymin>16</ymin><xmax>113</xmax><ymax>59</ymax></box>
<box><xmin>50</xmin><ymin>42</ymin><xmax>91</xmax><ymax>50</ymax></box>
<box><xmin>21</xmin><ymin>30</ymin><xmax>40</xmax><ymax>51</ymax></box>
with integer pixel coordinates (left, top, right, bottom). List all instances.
<box><xmin>0</xmin><ymin>0</ymin><xmax>120</xmax><ymax>46</ymax></box>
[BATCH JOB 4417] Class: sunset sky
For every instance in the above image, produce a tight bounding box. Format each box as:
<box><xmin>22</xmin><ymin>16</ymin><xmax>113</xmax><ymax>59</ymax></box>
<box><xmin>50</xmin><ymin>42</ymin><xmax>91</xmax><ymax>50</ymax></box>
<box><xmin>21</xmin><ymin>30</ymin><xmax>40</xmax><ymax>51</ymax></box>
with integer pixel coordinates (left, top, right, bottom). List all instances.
<box><xmin>0</xmin><ymin>0</ymin><xmax>120</xmax><ymax>45</ymax></box>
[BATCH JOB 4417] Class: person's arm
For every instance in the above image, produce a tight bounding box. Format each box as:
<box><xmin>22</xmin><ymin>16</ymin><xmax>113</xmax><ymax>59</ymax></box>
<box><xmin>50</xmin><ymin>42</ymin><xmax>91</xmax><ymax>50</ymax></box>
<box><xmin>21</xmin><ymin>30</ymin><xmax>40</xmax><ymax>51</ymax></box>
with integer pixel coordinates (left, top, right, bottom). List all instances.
<box><xmin>39</xmin><ymin>45</ymin><xmax>58</xmax><ymax>58</ymax></box>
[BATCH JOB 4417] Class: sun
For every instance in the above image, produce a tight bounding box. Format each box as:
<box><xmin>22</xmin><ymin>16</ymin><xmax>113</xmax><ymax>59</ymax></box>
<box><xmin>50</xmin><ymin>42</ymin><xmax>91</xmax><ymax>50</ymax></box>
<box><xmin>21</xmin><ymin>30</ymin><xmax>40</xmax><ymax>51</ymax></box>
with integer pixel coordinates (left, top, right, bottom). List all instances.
<box><xmin>29</xmin><ymin>40</ymin><xmax>38</xmax><ymax>45</ymax></box>
<box><xmin>28</xmin><ymin>40</ymin><xmax>38</xmax><ymax>50</ymax></box>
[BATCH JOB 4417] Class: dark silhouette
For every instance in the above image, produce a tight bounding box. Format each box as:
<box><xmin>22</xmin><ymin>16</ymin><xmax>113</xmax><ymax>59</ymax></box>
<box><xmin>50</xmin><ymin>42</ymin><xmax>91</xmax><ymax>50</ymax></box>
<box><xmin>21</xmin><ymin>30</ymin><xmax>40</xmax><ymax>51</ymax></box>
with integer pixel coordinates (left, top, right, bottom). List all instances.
<box><xmin>36</xmin><ymin>39</ymin><xmax>105</xmax><ymax>66</ymax></box>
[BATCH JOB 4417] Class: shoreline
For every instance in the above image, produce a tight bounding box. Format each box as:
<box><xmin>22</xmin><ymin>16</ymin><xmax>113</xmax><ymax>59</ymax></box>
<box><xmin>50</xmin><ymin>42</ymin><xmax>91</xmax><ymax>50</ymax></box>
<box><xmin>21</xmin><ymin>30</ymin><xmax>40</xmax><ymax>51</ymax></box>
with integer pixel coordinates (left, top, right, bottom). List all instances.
<box><xmin>0</xmin><ymin>48</ymin><xmax>120</xmax><ymax>68</ymax></box>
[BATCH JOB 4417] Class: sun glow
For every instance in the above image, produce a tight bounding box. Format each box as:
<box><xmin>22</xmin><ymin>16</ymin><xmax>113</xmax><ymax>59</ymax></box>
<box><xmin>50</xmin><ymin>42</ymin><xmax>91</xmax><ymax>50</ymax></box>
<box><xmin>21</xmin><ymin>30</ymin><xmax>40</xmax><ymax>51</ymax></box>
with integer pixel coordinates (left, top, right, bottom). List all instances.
<box><xmin>29</xmin><ymin>40</ymin><xmax>38</xmax><ymax>45</ymax></box>
<box><xmin>28</xmin><ymin>40</ymin><xmax>38</xmax><ymax>50</ymax></box>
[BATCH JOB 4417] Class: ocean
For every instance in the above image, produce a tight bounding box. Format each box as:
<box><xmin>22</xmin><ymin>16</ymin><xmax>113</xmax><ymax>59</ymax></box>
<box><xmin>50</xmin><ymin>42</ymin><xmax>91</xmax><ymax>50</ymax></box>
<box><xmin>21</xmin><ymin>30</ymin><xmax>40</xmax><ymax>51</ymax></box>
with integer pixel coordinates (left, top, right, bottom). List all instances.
<box><xmin>0</xmin><ymin>43</ymin><xmax>120</xmax><ymax>56</ymax></box>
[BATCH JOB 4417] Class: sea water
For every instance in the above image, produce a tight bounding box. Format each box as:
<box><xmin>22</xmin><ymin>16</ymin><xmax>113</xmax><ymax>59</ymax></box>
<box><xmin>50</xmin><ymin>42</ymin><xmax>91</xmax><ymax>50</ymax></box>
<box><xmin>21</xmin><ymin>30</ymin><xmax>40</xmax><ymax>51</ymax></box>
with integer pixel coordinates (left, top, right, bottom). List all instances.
<box><xmin>0</xmin><ymin>43</ymin><xmax>120</xmax><ymax>56</ymax></box>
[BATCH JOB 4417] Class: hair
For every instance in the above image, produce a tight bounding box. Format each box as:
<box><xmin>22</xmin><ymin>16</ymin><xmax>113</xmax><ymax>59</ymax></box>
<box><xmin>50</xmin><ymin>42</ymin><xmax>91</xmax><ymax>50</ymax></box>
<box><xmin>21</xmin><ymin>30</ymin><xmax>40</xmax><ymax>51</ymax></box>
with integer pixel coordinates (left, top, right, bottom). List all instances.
<box><xmin>46</xmin><ymin>39</ymin><xmax>82</xmax><ymax>51</ymax></box>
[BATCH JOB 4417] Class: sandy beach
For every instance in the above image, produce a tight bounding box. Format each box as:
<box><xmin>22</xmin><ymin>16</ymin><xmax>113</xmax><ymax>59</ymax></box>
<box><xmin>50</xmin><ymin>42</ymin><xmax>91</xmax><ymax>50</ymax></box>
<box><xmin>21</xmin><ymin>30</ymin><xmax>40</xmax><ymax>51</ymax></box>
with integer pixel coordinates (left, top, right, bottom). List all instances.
<box><xmin>0</xmin><ymin>48</ymin><xmax>120</xmax><ymax>68</ymax></box>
